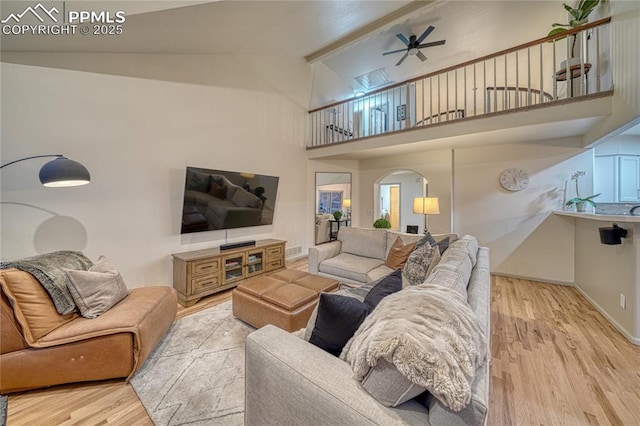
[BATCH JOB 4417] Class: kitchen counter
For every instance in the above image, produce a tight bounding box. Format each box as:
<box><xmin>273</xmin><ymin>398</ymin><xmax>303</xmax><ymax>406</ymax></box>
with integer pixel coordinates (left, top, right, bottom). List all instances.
<box><xmin>554</xmin><ymin>210</ymin><xmax>640</xmax><ymax>223</ymax></box>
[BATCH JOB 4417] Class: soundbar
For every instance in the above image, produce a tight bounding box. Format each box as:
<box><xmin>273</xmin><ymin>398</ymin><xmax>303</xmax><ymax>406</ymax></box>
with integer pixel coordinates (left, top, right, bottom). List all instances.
<box><xmin>220</xmin><ymin>240</ymin><xmax>256</xmax><ymax>251</ymax></box>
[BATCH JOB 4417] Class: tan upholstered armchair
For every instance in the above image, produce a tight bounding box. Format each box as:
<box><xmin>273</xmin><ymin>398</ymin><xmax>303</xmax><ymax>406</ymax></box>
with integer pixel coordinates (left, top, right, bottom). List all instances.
<box><xmin>0</xmin><ymin>267</ymin><xmax>176</xmax><ymax>393</ymax></box>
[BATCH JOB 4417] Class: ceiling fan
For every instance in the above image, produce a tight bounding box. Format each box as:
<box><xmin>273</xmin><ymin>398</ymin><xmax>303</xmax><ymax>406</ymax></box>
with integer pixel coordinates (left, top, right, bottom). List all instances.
<box><xmin>382</xmin><ymin>26</ymin><xmax>446</xmax><ymax>66</ymax></box>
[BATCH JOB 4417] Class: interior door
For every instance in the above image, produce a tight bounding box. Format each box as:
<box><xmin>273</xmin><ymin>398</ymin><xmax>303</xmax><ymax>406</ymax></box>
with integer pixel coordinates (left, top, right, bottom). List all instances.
<box><xmin>389</xmin><ymin>185</ymin><xmax>400</xmax><ymax>231</ymax></box>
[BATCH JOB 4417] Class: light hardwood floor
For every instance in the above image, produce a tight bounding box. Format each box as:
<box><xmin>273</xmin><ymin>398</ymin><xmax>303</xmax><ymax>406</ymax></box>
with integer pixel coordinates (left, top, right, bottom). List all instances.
<box><xmin>6</xmin><ymin>263</ymin><xmax>640</xmax><ymax>425</ymax></box>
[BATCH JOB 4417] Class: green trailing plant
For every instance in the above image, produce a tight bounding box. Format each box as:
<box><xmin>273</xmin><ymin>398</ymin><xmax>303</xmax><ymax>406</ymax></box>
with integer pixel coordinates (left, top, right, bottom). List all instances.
<box><xmin>547</xmin><ymin>0</ymin><xmax>600</xmax><ymax>39</ymax></box>
<box><xmin>373</xmin><ymin>218</ymin><xmax>391</xmax><ymax>229</ymax></box>
<box><xmin>332</xmin><ymin>211</ymin><xmax>343</xmax><ymax>220</ymax></box>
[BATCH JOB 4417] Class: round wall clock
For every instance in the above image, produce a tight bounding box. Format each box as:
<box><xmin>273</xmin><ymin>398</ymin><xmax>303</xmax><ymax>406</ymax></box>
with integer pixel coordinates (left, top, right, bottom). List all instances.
<box><xmin>499</xmin><ymin>167</ymin><xmax>530</xmax><ymax>191</ymax></box>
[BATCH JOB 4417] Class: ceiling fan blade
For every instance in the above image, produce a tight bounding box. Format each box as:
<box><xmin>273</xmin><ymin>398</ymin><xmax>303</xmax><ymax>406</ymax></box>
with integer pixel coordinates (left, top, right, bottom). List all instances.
<box><xmin>395</xmin><ymin>33</ymin><xmax>411</xmax><ymax>46</ymax></box>
<box><xmin>416</xmin><ymin>25</ymin><xmax>435</xmax><ymax>44</ymax></box>
<box><xmin>418</xmin><ymin>40</ymin><xmax>446</xmax><ymax>48</ymax></box>
<box><xmin>416</xmin><ymin>50</ymin><xmax>427</xmax><ymax>62</ymax></box>
<box><xmin>396</xmin><ymin>52</ymin><xmax>409</xmax><ymax>66</ymax></box>
<box><xmin>383</xmin><ymin>48</ymin><xmax>408</xmax><ymax>56</ymax></box>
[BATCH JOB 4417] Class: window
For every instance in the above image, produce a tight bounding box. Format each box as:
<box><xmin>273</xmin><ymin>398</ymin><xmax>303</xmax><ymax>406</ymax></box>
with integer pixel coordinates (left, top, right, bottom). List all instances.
<box><xmin>318</xmin><ymin>191</ymin><xmax>343</xmax><ymax>214</ymax></box>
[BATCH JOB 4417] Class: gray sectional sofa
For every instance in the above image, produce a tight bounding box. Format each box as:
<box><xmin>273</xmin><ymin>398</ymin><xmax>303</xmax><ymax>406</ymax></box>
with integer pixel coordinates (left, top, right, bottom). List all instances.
<box><xmin>245</xmin><ymin>233</ymin><xmax>491</xmax><ymax>426</ymax></box>
<box><xmin>309</xmin><ymin>227</ymin><xmax>454</xmax><ymax>286</ymax></box>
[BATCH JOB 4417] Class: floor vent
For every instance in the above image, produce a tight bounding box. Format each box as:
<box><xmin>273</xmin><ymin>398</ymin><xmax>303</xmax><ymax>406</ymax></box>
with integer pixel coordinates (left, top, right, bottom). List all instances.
<box><xmin>285</xmin><ymin>245</ymin><xmax>303</xmax><ymax>259</ymax></box>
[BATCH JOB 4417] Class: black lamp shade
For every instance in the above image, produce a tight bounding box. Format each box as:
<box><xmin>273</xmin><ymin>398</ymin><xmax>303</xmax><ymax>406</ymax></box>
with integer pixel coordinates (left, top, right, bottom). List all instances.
<box><xmin>38</xmin><ymin>157</ymin><xmax>90</xmax><ymax>187</ymax></box>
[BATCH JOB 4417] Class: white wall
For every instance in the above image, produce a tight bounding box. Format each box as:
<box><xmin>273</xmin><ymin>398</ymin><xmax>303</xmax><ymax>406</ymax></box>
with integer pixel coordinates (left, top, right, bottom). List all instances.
<box><xmin>358</xmin><ymin>140</ymin><xmax>593</xmax><ymax>284</ymax></box>
<box><xmin>574</xmin><ymin>219</ymin><xmax>638</xmax><ymax>343</ymax></box>
<box><xmin>454</xmin><ymin>142</ymin><xmax>593</xmax><ymax>283</ymax></box>
<box><xmin>1</xmin><ymin>54</ymin><xmax>312</xmax><ymax>288</ymax></box>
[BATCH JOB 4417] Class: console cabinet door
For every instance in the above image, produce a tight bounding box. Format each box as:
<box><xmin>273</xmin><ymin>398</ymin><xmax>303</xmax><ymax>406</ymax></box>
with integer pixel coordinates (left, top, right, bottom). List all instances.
<box><xmin>246</xmin><ymin>249</ymin><xmax>265</xmax><ymax>277</ymax></box>
<box><xmin>223</xmin><ymin>253</ymin><xmax>246</xmax><ymax>284</ymax></box>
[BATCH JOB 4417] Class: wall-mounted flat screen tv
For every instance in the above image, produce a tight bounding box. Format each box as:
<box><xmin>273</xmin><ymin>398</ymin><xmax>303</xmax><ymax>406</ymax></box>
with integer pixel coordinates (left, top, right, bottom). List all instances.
<box><xmin>180</xmin><ymin>167</ymin><xmax>279</xmax><ymax>234</ymax></box>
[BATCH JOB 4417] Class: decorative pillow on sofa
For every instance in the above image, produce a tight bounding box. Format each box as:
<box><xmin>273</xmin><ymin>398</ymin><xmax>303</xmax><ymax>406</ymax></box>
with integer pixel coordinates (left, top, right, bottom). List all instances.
<box><xmin>64</xmin><ymin>256</ymin><xmax>129</xmax><ymax>319</ymax></box>
<box><xmin>385</xmin><ymin>237</ymin><xmax>417</xmax><ymax>269</ymax></box>
<box><xmin>309</xmin><ymin>293</ymin><xmax>370</xmax><ymax>357</ymax></box>
<box><xmin>208</xmin><ymin>181</ymin><xmax>228</xmax><ymax>199</ymax></box>
<box><xmin>364</xmin><ymin>269</ymin><xmax>403</xmax><ymax>309</ymax></box>
<box><xmin>0</xmin><ymin>268</ymin><xmax>78</xmax><ymax>343</ymax></box>
<box><xmin>304</xmin><ymin>270</ymin><xmax>404</xmax><ymax>353</ymax></box>
<box><xmin>402</xmin><ymin>243</ymin><xmax>441</xmax><ymax>286</ymax></box>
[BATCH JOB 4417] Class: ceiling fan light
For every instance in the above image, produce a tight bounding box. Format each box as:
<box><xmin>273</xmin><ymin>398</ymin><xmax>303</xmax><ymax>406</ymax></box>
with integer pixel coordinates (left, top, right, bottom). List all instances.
<box><xmin>408</xmin><ymin>48</ymin><xmax>418</xmax><ymax>56</ymax></box>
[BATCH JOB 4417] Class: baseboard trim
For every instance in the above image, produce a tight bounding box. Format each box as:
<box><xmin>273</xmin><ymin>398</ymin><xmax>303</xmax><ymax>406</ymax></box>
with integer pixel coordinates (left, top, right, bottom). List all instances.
<box><xmin>491</xmin><ymin>272</ymin><xmax>574</xmax><ymax>287</ymax></box>
<box><xmin>573</xmin><ymin>285</ymin><xmax>640</xmax><ymax>346</ymax></box>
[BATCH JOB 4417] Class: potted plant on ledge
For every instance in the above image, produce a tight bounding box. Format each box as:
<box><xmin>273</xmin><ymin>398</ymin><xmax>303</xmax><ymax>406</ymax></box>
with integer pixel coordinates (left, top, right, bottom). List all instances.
<box><xmin>565</xmin><ymin>170</ymin><xmax>600</xmax><ymax>212</ymax></box>
<box><xmin>547</xmin><ymin>0</ymin><xmax>600</xmax><ymax>72</ymax></box>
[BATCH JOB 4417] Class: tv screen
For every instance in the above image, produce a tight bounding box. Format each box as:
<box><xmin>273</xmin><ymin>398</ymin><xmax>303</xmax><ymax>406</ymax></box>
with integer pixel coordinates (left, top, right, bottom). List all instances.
<box><xmin>180</xmin><ymin>167</ymin><xmax>279</xmax><ymax>234</ymax></box>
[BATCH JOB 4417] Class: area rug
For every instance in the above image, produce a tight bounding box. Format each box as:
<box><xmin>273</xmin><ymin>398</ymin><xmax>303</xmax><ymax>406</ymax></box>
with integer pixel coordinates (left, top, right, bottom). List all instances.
<box><xmin>0</xmin><ymin>394</ymin><xmax>7</xmax><ymax>426</ymax></box>
<box><xmin>131</xmin><ymin>301</ymin><xmax>254</xmax><ymax>425</ymax></box>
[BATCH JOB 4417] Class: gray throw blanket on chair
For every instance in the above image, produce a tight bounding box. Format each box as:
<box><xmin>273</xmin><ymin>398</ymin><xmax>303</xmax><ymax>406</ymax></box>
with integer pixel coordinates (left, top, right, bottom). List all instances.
<box><xmin>1</xmin><ymin>250</ymin><xmax>93</xmax><ymax>314</ymax></box>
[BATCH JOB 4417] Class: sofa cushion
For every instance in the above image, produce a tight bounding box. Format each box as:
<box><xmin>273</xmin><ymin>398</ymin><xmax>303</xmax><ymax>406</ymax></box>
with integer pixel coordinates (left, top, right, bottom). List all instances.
<box><xmin>64</xmin><ymin>256</ymin><xmax>130</xmax><ymax>319</ymax></box>
<box><xmin>453</xmin><ymin>235</ymin><xmax>480</xmax><ymax>266</ymax></box>
<box><xmin>185</xmin><ymin>169</ymin><xmax>210</xmax><ymax>192</ymax></box>
<box><xmin>309</xmin><ymin>293</ymin><xmax>370</xmax><ymax>357</ymax></box>
<box><xmin>366</xmin><ymin>265</ymin><xmax>393</xmax><ymax>284</ymax></box>
<box><xmin>423</xmin><ymin>269</ymin><xmax>468</xmax><ymax>299</ymax></box>
<box><xmin>385</xmin><ymin>236</ymin><xmax>417</xmax><ymax>269</ymax></box>
<box><xmin>364</xmin><ymin>269</ymin><xmax>403</xmax><ymax>309</ymax></box>
<box><xmin>338</xmin><ymin>227</ymin><xmax>387</xmax><ymax>261</ymax></box>
<box><xmin>0</xmin><ymin>268</ymin><xmax>78</xmax><ymax>343</ymax></box>
<box><xmin>319</xmin><ymin>253</ymin><xmax>385</xmax><ymax>283</ymax></box>
<box><xmin>402</xmin><ymin>244</ymin><xmax>441</xmax><ymax>286</ymax></box>
<box><xmin>360</xmin><ymin>359</ymin><xmax>427</xmax><ymax>407</ymax></box>
<box><xmin>231</xmin><ymin>187</ymin><xmax>261</xmax><ymax>208</ymax></box>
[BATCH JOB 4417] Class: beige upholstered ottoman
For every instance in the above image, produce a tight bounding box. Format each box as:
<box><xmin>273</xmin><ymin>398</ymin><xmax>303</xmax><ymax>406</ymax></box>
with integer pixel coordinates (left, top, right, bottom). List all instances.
<box><xmin>232</xmin><ymin>271</ymin><xmax>338</xmax><ymax>332</ymax></box>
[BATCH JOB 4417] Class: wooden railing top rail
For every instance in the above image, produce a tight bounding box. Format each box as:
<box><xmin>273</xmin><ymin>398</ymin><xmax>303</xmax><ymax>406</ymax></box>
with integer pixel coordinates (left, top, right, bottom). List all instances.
<box><xmin>309</xmin><ymin>17</ymin><xmax>611</xmax><ymax>114</ymax></box>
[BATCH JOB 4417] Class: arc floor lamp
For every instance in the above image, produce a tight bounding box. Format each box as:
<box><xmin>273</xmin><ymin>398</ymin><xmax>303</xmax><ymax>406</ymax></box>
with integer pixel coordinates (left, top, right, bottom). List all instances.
<box><xmin>0</xmin><ymin>155</ymin><xmax>90</xmax><ymax>187</ymax></box>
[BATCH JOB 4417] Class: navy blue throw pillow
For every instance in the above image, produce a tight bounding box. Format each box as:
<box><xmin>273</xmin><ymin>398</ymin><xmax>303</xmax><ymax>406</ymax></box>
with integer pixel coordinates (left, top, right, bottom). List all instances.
<box><xmin>309</xmin><ymin>293</ymin><xmax>370</xmax><ymax>357</ymax></box>
<box><xmin>364</xmin><ymin>269</ymin><xmax>403</xmax><ymax>310</ymax></box>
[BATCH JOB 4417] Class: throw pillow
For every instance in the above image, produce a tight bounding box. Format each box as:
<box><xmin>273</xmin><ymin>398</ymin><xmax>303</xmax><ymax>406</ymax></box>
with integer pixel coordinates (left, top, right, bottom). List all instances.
<box><xmin>403</xmin><ymin>244</ymin><xmax>441</xmax><ymax>286</ymax></box>
<box><xmin>0</xmin><ymin>268</ymin><xmax>78</xmax><ymax>343</ymax></box>
<box><xmin>230</xmin><ymin>187</ymin><xmax>261</xmax><ymax>208</ymax></box>
<box><xmin>208</xmin><ymin>181</ymin><xmax>228</xmax><ymax>199</ymax></box>
<box><xmin>385</xmin><ymin>237</ymin><xmax>417</xmax><ymax>269</ymax></box>
<box><xmin>435</xmin><ymin>236</ymin><xmax>450</xmax><ymax>255</ymax></box>
<box><xmin>364</xmin><ymin>269</ymin><xmax>403</xmax><ymax>310</ymax></box>
<box><xmin>64</xmin><ymin>256</ymin><xmax>129</xmax><ymax>319</ymax></box>
<box><xmin>309</xmin><ymin>293</ymin><xmax>370</xmax><ymax>357</ymax></box>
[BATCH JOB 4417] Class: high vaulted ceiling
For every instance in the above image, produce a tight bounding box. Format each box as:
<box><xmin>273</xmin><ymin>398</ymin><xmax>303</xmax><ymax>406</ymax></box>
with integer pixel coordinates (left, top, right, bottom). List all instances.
<box><xmin>2</xmin><ymin>1</ymin><xmax>571</xmax><ymax>104</ymax></box>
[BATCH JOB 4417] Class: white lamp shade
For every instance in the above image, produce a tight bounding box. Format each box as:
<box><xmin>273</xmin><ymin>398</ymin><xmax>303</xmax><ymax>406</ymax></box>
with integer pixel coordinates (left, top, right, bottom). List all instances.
<box><xmin>342</xmin><ymin>199</ymin><xmax>351</xmax><ymax>208</ymax></box>
<box><xmin>413</xmin><ymin>197</ymin><xmax>440</xmax><ymax>215</ymax></box>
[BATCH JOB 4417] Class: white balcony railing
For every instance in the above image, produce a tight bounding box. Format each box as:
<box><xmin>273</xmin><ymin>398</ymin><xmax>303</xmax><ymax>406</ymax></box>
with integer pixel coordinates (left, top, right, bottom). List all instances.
<box><xmin>308</xmin><ymin>17</ymin><xmax>612</xmax><ymax>148</ymax></box>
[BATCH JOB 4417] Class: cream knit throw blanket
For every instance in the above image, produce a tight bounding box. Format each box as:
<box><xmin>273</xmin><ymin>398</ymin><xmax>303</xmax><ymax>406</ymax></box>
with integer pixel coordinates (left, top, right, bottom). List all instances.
<box><xmin>342</xmin><ymin>283</ymin><xmax>488</xmax><ymax>411</ymax></box>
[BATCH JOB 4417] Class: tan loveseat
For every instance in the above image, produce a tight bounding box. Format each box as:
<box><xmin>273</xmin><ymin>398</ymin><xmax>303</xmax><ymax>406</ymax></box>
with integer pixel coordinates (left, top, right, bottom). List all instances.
<box><xmin>0</xmin><ymin>268</ymin><xmax>177</xmax><ymax>393</ymax></box>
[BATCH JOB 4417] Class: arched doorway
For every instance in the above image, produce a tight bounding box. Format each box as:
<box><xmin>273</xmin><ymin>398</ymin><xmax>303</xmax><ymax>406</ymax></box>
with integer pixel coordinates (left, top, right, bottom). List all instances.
<box><xmin>374</xmin><ymin>170</ymin><xmax>430</xmax><ymax>233</ymax></box>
